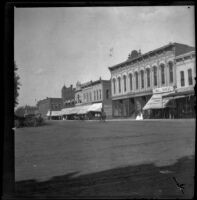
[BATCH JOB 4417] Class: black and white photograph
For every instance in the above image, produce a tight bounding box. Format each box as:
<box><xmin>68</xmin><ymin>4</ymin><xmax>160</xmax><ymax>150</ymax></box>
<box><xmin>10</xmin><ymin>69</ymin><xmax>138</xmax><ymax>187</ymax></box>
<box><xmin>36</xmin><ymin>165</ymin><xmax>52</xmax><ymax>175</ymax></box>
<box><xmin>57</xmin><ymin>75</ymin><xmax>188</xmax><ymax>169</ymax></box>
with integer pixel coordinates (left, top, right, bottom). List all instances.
<box><xmin>6</xmin><ymin>3</ymin><xmax>196</xmax><ymax>199</ymax></box>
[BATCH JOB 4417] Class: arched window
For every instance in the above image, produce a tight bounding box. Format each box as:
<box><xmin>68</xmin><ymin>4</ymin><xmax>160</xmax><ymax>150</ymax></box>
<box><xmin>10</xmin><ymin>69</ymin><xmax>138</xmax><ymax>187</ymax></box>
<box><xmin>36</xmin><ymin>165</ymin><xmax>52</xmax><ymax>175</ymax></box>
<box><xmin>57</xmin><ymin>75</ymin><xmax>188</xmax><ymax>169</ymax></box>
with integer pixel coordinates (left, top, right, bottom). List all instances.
<box><xmin>129</xmin><ymin>73</ymin><xmax>132</xmax><ymax>90</ymax></box>
<box><xmin>153</xmin><ymin>66</ymin><xmax>157</xmax><ymax>86</ymax></box>
<box><xmin>118</xmin><ymin>77</ymin><xmax>121</xmax><ymax>93</ymax></box>
<box><xmin>141</xmin><ymin>70</ymin><xmax>144</xmax><ymax>88</ymax></box>
<box><xmin>113</xmin><ymin>78</ymin><xmax>116</xmax><ymax>94</ymax></box>
<box><xmin>180</xmin><ymin>71</ymin><xmax>185</xmax><ymax>86</ymax></box>
<box><xmin>135</xmin><ymin>72</ymin><xmax>138</xmax><ymax>90</ymax></box>
<box><xmin>160</xmin><ymin>64</ymin><xmax>165</xmax><ymax>84</ymax></box>
<box><xmin>188</xmin><ymin>68</ymin><xmax>193</xmax><ymax>85</ymax></box>
<box><xmin>106</xmin><ymin>89</ymin><xmax>109</xmax><ymax>99</ymax></box>
<box><xmin>97</xmin><ymin>90</ymin><xmax>99</xmax><ymax>100</ymax></box>
<box><xmin>169</xmin><ymin>62</ymin><xmax>173</xmax><ymax>83</ymax></box>
<box><xmin>146</xmin><ymin>68</ymin><xmax>150</xmax><ymax>87</ymax></box>
<box><xmin>123</xmin><ymin>75</ymin><xmax>127</xmax><ymax>92</ymax></box>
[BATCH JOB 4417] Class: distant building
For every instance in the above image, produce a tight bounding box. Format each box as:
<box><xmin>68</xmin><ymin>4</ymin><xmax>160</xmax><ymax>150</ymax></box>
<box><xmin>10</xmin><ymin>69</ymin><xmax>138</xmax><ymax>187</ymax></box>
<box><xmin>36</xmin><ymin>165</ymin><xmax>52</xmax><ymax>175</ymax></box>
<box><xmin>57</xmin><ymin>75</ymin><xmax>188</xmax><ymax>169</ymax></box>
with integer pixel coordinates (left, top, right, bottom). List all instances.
<box><xmin>80</xmin><ymin>78</ymin><xmax>112</xmax><ymax>117</ymax></box>
<box><xmin>62</xmin><ymin>78</ymin><xmax>112</xmax><ymax>119</ymax></box>
<box><xmin>108</xmin><ymin>42</ymin><xmax>195</xmax><ymax>118</ymax></box>
<box><xmin>24</xmin><ymin>106</ymin><xmax>39</xmax><ymax>117</ymax></box>
<box><xmin>61</xmin><ymin>84</ymin><xmax>75</xmax><ymax>108</ymax></box>
<box><xmin>37</xmin><ymin>97</ymin><xmax>63</xmax><ymax>119</ymax></box>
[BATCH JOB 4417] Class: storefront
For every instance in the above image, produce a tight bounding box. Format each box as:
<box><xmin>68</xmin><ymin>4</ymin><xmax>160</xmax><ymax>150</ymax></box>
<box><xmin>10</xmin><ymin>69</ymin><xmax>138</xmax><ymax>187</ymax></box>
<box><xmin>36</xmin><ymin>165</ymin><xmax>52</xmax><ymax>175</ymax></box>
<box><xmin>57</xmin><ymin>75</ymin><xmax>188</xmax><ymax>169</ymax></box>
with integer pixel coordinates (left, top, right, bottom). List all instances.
<box><xmin>143</xmin><ymin>86</ymin><xmax>176</xmax><ymax>119</ymax></box>
<box><xmin>162</xmin><ymin>87</ymin><xmax>195</xmax><ymax>118</ymax></box>
<box><xmin>112</xmin><ymin>95</ymin><xmax>151</xmax><ymax>118</ymax></box>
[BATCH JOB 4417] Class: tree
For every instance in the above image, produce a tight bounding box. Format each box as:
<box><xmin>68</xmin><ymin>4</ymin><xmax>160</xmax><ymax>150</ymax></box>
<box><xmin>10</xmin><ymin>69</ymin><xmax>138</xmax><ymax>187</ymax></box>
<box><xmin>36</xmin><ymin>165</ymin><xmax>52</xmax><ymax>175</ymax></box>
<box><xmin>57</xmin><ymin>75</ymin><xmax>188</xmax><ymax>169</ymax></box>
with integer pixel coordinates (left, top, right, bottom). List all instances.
<box><xmin>14</xmin><ymin>62</ymin><xmax>20</xmax><ymax>107</ymax></box>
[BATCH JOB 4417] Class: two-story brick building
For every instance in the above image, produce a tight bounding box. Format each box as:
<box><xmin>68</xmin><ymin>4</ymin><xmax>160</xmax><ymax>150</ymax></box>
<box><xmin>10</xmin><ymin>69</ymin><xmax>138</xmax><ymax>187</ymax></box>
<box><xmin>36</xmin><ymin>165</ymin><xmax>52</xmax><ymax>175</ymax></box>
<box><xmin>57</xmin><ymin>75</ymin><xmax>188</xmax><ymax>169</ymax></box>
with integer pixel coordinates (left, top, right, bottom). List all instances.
<box><xmin>108</xmin><ymin>42</ymin><xmax>195</xmax><ymax>118</ymax></box>
<box><xmin>162</xmin><ymin>50</ymin><xmax>195</xmax><ymax>118</ymax></box>
<box><xmin>62</xmin><ymin>78</ymin><xmax>112</xmax><ymax>119</ymax></box>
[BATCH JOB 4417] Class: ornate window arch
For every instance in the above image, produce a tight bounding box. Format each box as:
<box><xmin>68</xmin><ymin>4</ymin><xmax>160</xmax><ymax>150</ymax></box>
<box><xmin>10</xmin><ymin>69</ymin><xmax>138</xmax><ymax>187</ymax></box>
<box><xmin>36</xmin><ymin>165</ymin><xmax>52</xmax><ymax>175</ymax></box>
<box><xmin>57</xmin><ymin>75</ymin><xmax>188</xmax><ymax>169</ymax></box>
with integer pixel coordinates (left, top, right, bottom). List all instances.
<box><xmin>140</xmin><ymin>70</ymin><xmax>144</xmax><ymax>89</ymax></box>
<box><xmin>129</xmin><ymin>73</ymin><xmax>133</xmax><ymax>91</ymax></box>
<box><xmin>160</xmin><ymin>63</ymin><xmax>165</xmax><ymax>84</ymax></box>
<box><xmin>153</xmin><ymin>66</ymin><xmax>157</xmax><ymax>86</ymax></box>
<box><xmin>135</xmin><ymin>71</ymin><xmax>138</xmax><ymax>90</ymax></box>
<box><xmin>168</xmin><ymin>61</ymin><xmax>173</xmax><ymax>83</ymax></box>
<box><xmin>146</xmin><ymin>68</ymin><xmax>150</xmax><ymax>87</ymax></box>
<box><xmin>118</xmin><ymin>76</ymin><xmax>121</xmax><ymax>93</ymax></box>
<box><xmin>112</xmin><ymin>78</ymin><xmax>116</xmax><ymax>94</ymax></box>
<box><xmin>123</xmin><ymin>74</ymin><xmax>127</xmax><ymax>92</ymax></box>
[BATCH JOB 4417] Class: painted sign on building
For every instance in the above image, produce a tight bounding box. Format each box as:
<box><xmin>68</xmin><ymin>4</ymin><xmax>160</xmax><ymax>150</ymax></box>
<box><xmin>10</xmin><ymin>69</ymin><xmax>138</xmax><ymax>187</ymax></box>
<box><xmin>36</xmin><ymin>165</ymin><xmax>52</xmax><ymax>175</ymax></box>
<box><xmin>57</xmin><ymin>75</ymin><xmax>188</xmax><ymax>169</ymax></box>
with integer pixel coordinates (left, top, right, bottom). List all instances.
<box><xmin>153</xmin><ymin>86</ymin><xmax>174</xmax><ymax>94</ymax></box>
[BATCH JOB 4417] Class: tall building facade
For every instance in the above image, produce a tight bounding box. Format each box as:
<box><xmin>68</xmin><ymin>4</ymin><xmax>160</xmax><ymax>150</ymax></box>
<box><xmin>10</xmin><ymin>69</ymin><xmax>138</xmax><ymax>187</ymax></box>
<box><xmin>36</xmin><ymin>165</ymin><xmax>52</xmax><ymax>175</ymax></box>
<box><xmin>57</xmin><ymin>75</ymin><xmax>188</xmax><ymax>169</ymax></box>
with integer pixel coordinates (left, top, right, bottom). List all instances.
<box><xmin>61</xmin><ymin>84</ymin><xmax>75</xmax><ymax>108</ymax></box>
<box><xmin>108</xmin><ymin>42</ymin><xmax>195</xmax><ymax>118</ymax></box>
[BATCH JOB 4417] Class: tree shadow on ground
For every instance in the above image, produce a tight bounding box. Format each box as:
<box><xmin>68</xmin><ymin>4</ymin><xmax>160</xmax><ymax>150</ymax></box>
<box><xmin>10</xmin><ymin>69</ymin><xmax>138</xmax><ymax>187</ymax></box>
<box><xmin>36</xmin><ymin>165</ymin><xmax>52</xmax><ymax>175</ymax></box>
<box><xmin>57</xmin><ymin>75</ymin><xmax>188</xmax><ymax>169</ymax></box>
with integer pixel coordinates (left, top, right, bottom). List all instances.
<box><xmin>15</xmin><ymin>156</ymin><xmax>195</xmax><ymax>199</ymax></box>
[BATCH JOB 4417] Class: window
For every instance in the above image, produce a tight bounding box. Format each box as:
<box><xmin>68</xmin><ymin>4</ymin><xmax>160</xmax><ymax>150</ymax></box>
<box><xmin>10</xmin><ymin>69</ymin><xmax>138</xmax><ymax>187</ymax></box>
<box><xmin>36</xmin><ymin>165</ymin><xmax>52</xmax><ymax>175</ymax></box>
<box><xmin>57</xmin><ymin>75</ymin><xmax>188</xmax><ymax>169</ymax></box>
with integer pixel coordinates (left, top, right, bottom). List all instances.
<box><xmin>135</xmin><ymin>72</ymin><xmax>138</xmax><ymax>89</ymax></box>
<box><xmin>106</xmin><ymin>89</ymin><xmax>109</xmax><ymax>99</ymax></box>
<box><xmin>123</xmin><ymin>75</ymin><xmax>127</xmax><ymax>92</ymax></box>
<box><xmin>188</xmin><ymin>69</ymin><xmax>193</xmax><ymax>85</ymax></box>
<box><xmin>94</xmin><ymin>91</ymin><xmax>96</xmax><ymax>100</ymax></box>
<box><xmin>113</xmin><ymin>78</ymin><xmax>116</xmax><ymax>94</ymax></box>
<box><xmin>99</xmin><ymin>89</ymin><xmax>102</xmax><ymax>99</ymax></box>
<box><xmin>141</xmin><ymin>70</ymin><xmax>144</xmax><ymax>89</ymax></box>
<box><xmin>161</xmin><ymin>64</ymin><xmax>165</xmax><ymax>84</ymax></box>
<box><xmin>180</xmin><ymin>71</ymin><xmax>185</xmax><ymax>87</ymax></box>
<box><xmin>129</xmin><ymin>73</ymin><xmax>132</xmax><ymax>90</ymax></box>
<box><xmin>146</xmin><ymin>68</ymin><xmax>150</xmax><ymax>87</ymax></box>
<box><xmin>90</xmin><ymin>92</ymin><xmax>92</xmax><ymax>101</ymax></box>
<box><xmin>118</xmin><ymin>77</ymin><xmax>121</xmax><ymax>93</ymax></box>
<box><xmin>169</xmin><ymin>62</ymin><xmax>173</xmax><ymax>83</ymax></box>
<box><xmin>87</xmin><ymin>93</ymin><xmax>89</xmax><ymax>102</ymax></box>
<box><xmin>97</xmin><ymin>90</ymin><xmax>99</xmax><ymax>100</ymax></box>
<box><xmin>153</xmin><ymin>66</ymin><xmax>157</xmax><ymax>86</ymax></box>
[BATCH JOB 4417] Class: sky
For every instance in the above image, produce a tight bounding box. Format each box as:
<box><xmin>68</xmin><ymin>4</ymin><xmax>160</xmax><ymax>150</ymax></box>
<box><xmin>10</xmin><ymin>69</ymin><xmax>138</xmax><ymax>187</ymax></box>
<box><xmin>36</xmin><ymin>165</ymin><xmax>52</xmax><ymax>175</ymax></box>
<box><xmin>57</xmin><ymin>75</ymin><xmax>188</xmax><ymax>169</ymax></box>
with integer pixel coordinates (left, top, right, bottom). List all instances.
<box><xmin>14</xmin><ymin>6</ymin><xmax>195</xmax><ymax>107</ymax></box>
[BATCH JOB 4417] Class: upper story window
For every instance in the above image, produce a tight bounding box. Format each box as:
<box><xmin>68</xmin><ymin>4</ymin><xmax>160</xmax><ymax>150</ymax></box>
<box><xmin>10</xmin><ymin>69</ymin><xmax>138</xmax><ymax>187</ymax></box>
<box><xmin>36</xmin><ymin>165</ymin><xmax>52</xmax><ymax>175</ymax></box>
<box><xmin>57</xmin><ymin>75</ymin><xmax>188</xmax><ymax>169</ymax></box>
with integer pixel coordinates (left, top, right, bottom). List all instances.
<box><xmin>123</xmin><ymin>75</ymin><xmax>127</xmax><ymax>92</ymax></box>
<box><xmin>141</xmin><ymin>70</ymin><xmax>144</xmax><ymax>89</ymax></box>
<box><xmin>89</xmin><ymin>92</ymin><xmax>92</xmax><ymax>101</ymax></box>
<box><xmin>153</xmin><ymin>66</ymin><xmax>157</xmax><ymax>86</ymax></box>
<box><xmin>118</xmin><ymin>77</ymin><xmax>121</xmax><ymax>93</ymax></box>
<box><xmin>169</xmin><ymin>62</ymin><xmax>173</xmax><ymax>83</ymax></box>
<box><xmin>94</xmin><ymin>91</ymin><xmax>96</xmax><ymax>100</ymax></box>
<box><xmin>135</xmin><ymin>72</ymin><xmax>138</xmax><ymax>90</ymax></box>
<box><xmin>180</xmin><ymin>71</ymin><xmax>185</xmax><ymax>87</ymax></box>
<box><xmin>146</xmin><ymin>68</ymin><xmax>150</xmax><ymax>87</ymax></box>
<box><xmin>160</xmin><ymin>64</ymin><xmax>165</xmax><ymax>84</ymax></box>
<box><xmin>97</xmin><ymin>90</ymin><xmax>99</xmax><ymax>100</ymax></box>
<box><xmin>113</xmin><ymin>78</ymin><xmax>116</xmax><ymax>94</ymax></box>
<box><xmin>129</xmin><ymin>73</ymin><xmax>132</xmax><ymax>91</ymax></box>
<box><xmin>188</xmin><ymin>68</ymin><xmax>193</xmax><ymax>85</ymax></box>
<box><xmin>106</xmin><ymin>89</ymin><xmax>109</xmax><ymax>99</ymax></box>
<box><xmin>99</xmin><ymin>90</ymin><xmax>101</xmax><ymax>99</ymax></box>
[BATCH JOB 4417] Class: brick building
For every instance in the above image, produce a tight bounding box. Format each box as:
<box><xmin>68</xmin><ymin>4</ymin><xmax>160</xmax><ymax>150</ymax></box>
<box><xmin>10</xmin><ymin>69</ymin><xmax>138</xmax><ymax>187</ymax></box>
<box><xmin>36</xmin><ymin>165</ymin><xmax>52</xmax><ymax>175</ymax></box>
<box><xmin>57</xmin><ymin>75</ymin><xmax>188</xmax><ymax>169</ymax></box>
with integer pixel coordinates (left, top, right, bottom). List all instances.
<box><xmin>61</xmin><ymin>84</ymin><xmax>75</xmax><ymax>108</ymax></box>
<box><xmin>108</xmin><ymin>42</ymin><xmax>195</xmax><ymax>118</ymax></box>
<box><xmin>37</xmin><ymin>97</ymin><xmax>63</xmax><ymax>119</ymax></box>
<box><xmin>62</xmin><ymin>78</ymin><xmax>112</xmax><ymax>119</ymax></box>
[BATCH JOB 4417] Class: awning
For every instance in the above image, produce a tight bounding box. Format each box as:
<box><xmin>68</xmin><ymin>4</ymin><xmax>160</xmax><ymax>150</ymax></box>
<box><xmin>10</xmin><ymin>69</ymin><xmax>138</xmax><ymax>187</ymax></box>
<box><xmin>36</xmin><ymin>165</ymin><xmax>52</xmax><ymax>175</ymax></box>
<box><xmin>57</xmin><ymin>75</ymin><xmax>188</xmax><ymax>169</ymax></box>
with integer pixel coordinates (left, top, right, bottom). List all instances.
<box><xmin>46</xmin><ymin>110</ymin><xmax>62</xmax><ymax>116</ymax></box>
<box><xmin>88</xmin><ymin>103</ymin><xmax>102</xmax><ymax>112</ymax></box>
<box><xmin>77</xmin><ymin>105</ymin><xmax>92</xmax><ymax>114</ymax></box>
<box><xmin>143</xmin><ymin>93</ymin><xmax>173</xmax><ymax>110</ymax></box>
<box><xmin>62</xmin><ymin>107</ymin><xmax>78</xmax><ymax>115</ymax></box>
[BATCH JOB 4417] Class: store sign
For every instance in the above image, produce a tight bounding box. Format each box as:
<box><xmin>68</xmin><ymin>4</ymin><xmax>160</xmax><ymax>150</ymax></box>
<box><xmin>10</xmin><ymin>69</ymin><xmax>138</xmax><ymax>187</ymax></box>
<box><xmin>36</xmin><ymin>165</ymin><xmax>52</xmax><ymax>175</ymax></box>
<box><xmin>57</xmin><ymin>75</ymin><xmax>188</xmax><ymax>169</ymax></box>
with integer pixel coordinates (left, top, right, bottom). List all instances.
<box><xmin>153</xmin><ymin>86</ymin><xmax>174</xmax><ymax>94</ymax></box>
<box><xmin>176</xmin><ymin>86</ymin><xmax>194</xmax><ymax>93</ymax></box>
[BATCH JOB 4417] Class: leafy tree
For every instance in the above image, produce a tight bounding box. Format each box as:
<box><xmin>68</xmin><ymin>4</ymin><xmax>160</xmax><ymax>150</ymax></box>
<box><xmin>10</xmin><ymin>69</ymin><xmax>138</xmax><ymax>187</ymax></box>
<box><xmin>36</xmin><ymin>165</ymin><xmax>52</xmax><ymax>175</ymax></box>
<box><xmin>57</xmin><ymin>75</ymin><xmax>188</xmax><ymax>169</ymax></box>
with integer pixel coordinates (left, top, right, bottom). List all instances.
<box><xmin>14</xmin><ymin>62</ymin><xmax>20</xmax><ymax>107</ymax></box>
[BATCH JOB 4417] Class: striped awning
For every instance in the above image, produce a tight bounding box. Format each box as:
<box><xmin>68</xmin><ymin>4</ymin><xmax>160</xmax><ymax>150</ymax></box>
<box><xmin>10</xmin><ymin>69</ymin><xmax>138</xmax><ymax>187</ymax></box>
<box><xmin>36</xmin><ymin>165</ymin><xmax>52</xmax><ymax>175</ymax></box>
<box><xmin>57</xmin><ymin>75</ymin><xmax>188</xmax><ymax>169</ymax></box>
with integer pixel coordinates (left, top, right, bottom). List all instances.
<box><xmin>143</xmin><ymin>93</ymin><xmax>173</xmax><ymax>110</ymax></box>
<box><xmin>46</xmin><ymin>110</ymin><xmax>62</xmax><ymax>116</ymax></box>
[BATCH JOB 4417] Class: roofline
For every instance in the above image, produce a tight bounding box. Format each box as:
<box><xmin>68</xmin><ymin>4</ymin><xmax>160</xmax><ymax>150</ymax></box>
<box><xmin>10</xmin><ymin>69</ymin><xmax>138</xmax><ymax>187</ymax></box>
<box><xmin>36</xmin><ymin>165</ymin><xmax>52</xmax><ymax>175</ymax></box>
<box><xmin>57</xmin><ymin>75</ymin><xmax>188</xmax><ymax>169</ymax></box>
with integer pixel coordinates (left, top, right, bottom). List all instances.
<box><xmin>109</xmin><ymin>42</ymin><xmax>176</xmax><ymax>71</ymax></box>
<box><xmin>175</xmin><ymin>50</ymin><xmax>195</xmax><ymax>59</ymax></box>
